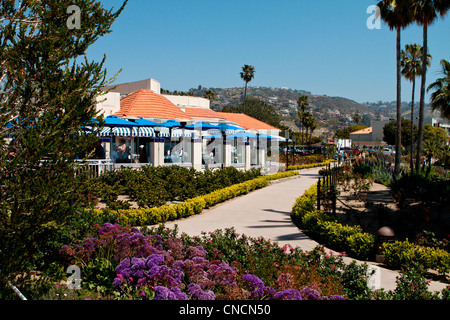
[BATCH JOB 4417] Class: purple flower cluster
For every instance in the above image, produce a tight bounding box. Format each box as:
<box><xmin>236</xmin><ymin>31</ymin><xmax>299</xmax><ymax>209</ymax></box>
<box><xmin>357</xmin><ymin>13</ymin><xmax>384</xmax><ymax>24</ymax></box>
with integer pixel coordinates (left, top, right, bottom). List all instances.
<box><xmin>242</xmin><ymin>273</ymin><xmax>345</xmax><ymax>301</ymax></box>
<box><xmin>273</xmin><ymin>289</ymin><xmax>303</xmax><ymax>300</ymax></box>
<box><xmin>109</xmin><ymin>228</ymin><xmax>239</xmax><ymax>300</ymax></box>
<box><xmin>242</xmin><ymin>274</ymin><xmax>275</xmax><ymax>299</ymax></box>
<box><xmin>61</xmin><ymin>224</ymin><xmax>163</xmax><ymax>264</ymax></box>
<box><xmin>153</xmin><ymin>286</ymin><xmax>188</xmax><ymax>300</ymax></box>
<box><xmin>187</xmin><ymin>283</ymin><xmax>215</xmax><ymax>300</ymax></box>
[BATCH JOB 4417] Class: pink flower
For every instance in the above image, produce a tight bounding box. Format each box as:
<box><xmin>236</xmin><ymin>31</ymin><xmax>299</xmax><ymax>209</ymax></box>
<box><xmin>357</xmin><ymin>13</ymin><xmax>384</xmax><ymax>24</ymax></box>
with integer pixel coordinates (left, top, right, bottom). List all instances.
<box><xmin>141</xmin><ymin>291</ymin><xmax>146</xmax><ymax>296</ymax></box>
<box><xmin>117</xmin><ymin>274</ymin><xmax>123</xmax><ymax>279</ymax></box>
<box><xmin>325</xmin><ymin>254</ymin><xmax>330</xmax><ymax>259</ymax></box>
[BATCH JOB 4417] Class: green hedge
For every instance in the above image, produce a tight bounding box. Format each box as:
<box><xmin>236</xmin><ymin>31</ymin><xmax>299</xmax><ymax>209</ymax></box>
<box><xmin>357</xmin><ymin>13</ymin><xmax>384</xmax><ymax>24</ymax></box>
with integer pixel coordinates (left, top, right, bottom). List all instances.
<box><xmin>291</xmin><ymin>183</ymin><xmax>375</xmax><ymax>261</ymax></box>
<box><xmin>94</xmin><ymin>171</ymin><xmax>299</xmax><ymax>226</ymax></box>
<box><xmin>382</xmin><ymin>240</ymin><xmax>450</xmax><ymax>275</ymax></box>
<box><xmin>287</xmin><ymin>160</ymin><xmax>336</xmax><ymax>171</ymax></box>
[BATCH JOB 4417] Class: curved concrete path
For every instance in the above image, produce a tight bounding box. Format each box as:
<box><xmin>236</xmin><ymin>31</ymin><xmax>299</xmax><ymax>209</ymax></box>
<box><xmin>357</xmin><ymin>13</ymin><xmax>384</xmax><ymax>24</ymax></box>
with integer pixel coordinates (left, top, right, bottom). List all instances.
<box><xmin>163</xmin><ymin>167</ymin><xmax>448</xmax><ymax>293</ymax></box>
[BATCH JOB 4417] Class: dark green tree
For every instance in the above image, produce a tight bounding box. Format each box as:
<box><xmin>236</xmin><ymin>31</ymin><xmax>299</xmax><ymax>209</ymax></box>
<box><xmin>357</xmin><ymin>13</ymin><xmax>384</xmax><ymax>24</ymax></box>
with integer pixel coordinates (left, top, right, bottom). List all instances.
<box><xmin>383</xmin><ymin>119</ymin><xmax>418</xmax><ymax>147</ymax></box>
<box><xmin>225</xmin><ymin>98</ymin><xmax>281</xmax><ymax>128</ymax></box>
<box><xmin>0</xmin><ymin>0</ymin><xmax>127</xmax><ymax>298</ymax></box>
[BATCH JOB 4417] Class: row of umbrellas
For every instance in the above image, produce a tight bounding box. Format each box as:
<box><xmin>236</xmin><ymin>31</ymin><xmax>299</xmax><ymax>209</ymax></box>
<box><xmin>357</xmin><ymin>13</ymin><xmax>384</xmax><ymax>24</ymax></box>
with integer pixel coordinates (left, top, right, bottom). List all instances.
<box><xmin>86</xmin><ymin>116</ymin><xmax>282</xmax><ymax>139</ymax></box>
<box><xmin>87</xmin><ymin>116</ymin><xmax>242</xmax><ymax>132</ymax></box>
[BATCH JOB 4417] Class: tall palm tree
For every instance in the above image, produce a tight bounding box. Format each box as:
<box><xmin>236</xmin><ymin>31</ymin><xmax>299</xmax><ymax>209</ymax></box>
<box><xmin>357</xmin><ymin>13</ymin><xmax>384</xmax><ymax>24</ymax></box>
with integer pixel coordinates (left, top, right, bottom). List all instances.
<box><xmin>297</xmin><ymin>95</ymin><xmax>309</xmax><ymax>145</ymax></box>
<box><xmin>428</xmin><ymin>59</ymin><xmax>450</xmax><ymax>120</ymax></box>
<box><xmin>304</xmin><ymin>113</ymin><xmax>318</xmax><ymax>145</ymax></box>
<box><xmin>204</xmin><ymin>89</ymin><xmax>216</xmax><ymax>107</ymax></box>
<box><xmin>240</xmin><ymin>64</ymin><xmax>255</xmax><ymax>113</ymax></box>
<box><xmin>412</xmin><ymin>0</ymin><xmax>450</xmax><ymax>174</ymax></box>
<box><xmin>400</xmin><ymin>43</ymin><xmax>431</xmax><ymax>171</ymax></box>
<box><xmin>378</xmin><ymin>0</ymin><xmax>413</xmax><ymax>176</ymax></box>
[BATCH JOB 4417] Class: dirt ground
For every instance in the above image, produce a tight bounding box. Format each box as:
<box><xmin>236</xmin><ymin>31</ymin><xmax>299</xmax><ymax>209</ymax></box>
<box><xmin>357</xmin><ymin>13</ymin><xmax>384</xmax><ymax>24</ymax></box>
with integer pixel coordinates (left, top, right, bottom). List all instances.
<box><xmin>334</xmin><ymin>182</ymin><xmax>450</xmax><ymax>242</ymax></box>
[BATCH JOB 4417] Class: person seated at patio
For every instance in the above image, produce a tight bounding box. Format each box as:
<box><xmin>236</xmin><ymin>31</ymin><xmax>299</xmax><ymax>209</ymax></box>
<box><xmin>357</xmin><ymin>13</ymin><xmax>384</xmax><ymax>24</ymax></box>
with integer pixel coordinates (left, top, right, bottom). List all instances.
<box><xmin>94</xmin><ymin>140</ymin><xmax>106</xmax><ymax>159</ymax></box>
<box><xmin>118</xmin><ymin>139</ymin><xmax>128</xmax><ymax>162</ymax></box>
<box><xmin>111</xmin><ymin>145</ymin><xmax>119</xmax><ymax>163</ymax></box>
<box><xmin>139</xmin><ymin>145</ymin><xmax>148</xmax><ymax>163</ymax></box>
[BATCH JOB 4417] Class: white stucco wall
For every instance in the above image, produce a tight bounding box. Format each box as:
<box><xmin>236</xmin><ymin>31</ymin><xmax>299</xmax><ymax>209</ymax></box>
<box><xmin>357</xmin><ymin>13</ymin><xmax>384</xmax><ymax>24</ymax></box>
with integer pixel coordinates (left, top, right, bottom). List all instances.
<box><xmin>95</xmin><ymin>92</ymin><xmax>121</xmax><ymax>116</ymax></box>
<box><xmin>163</xmin><ymin>95</ymin><xmax>210</xmax><ymax>109</ymax></box>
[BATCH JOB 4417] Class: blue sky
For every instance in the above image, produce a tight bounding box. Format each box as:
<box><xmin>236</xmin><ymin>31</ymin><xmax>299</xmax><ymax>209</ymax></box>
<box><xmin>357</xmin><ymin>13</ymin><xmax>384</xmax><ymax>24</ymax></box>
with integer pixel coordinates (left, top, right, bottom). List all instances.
<box><xmin>87</xmin><ymin>0</ymin><xmax>450</xmax><ymax>103</ymax></box>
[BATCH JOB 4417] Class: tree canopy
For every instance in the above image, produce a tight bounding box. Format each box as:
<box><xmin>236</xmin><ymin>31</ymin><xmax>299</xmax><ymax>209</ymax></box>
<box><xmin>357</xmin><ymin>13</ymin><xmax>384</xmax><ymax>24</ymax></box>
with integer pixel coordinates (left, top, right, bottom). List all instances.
<box><xmin>222</xmin><ymin>98</ymin><xmax>281</xmax><ymax>128</ymax></box>
<box><xmin>0</xmin><ymin>0</ymin><xmax>127</xmax><ymax>297</ymax></box>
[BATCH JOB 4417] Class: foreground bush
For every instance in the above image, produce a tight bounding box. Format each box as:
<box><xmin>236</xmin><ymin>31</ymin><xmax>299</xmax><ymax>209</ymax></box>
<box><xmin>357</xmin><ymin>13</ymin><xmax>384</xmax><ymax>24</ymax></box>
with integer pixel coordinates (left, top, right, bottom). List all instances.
<box><xmin>54</xmin><ymin>223</ymin><xmax>450</xmax><ymax>301</ymax></box>
<box><xmin>58</xmin><ymin>223</ymin><xmax>371</xmax><ymax>300</ymax></box>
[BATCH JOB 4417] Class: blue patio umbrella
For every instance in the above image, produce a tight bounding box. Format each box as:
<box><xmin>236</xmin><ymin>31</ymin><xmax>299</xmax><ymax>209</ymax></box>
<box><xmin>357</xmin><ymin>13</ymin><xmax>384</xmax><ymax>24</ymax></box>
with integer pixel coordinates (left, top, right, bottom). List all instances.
<box><xmin>159</xmin><ymin>120</ymin><xmax>183</xmax><ymax>128</ymax></box>
<box><xmin>185</xmin><ymin>122</ymin><xmax>220</xmax><ymax>130</ymax></box>
<box><xmin>131</xmin><ymin>117</ymin><xmax>161</xmax><ymax>127</ymax></box>
<box><xmin>103</xmin><ymin>115</ymin><xmax>137</xmax><ymax>127</ymax></box>
<box><xmin>218</xmin><ymin>123</ymin><xmax>242</xmax><ymax>131</ymax></box>
<box><xmin>228</xmin><ymin>131</ymin><xmax>258</xmax><ymax>139</ymax></box>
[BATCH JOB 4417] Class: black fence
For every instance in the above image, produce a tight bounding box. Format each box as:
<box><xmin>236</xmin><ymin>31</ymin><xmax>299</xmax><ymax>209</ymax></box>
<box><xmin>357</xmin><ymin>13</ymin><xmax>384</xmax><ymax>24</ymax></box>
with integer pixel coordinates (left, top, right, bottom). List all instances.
<box><xmin>317</xmin><ymin>162</ymin><xmax>341</xmax><ymax>215</ymax></box>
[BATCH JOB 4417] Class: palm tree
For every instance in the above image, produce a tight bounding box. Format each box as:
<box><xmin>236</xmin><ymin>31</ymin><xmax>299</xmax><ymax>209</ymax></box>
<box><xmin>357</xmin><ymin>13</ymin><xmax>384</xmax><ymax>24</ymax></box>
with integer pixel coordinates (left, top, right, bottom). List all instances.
<box><xmin>297</xmin><ymin>95</ymin><xmax>309</xmax><ymax>145</ymax></box>
<box><xmin>302</xmin><ymin>112</ymin><xmax>318</xmax><ymax>145</ymax></box>
<box><xmin>428</xmin><ymin>59</ymin><xmax>450</xmax><ymax>120</ymax></box>
<box><xmin>378</xmin><ymin>0</ymin><xmax>413</xmax><ymax>176</ymax></box>
<box><xmin>412</xmin><ymin>0</ymin><xmax>450</xmax><ymax>174</ymax></box>
<box><xmin>204</xmin><ymin>89</ymin><xmax>216</xmax><ymax>107</ymax></box>
<box><xmin>240</xmin><ymin>64</ymin><xmax>255</xmax><ymax>113</ymax></box>
<box><xmin>400</xmin><ymin>43</ymin><xmax>431</xmax><ymax>171</ymax></box>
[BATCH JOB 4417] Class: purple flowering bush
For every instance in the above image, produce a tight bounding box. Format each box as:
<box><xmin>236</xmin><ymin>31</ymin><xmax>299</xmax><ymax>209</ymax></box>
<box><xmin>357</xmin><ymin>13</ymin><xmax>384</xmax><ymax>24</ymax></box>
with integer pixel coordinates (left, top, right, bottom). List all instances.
<box><xmin>60</xmin><ymin>223</ymin><xmax>350</xmax><ymax>300</ymax></box>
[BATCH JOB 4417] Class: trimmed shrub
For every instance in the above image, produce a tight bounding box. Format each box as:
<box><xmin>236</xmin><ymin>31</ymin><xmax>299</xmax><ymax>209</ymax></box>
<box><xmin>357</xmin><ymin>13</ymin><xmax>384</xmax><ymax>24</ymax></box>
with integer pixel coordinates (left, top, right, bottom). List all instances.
<box><xmin>287</xmin><ymin>160</ymin><xmax>336</xmax><ymax>171</ymax></box>
<box><xmin>291</xmin><ymin>183</ymin><xmax>375</xmax><ymax>261</ymax></box>
<box><xmin>382</xmin><ymin>240</ymin><xmax>450</xmax><ymax>275</ymax></box>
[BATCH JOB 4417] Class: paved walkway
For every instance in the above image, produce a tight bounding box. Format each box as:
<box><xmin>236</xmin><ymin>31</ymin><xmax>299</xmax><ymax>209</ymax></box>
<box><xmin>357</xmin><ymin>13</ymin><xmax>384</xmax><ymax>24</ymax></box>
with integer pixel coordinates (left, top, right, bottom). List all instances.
<box><xmin>164</xmin><ymin>167</ymin><xmax>448</xmax><ymax>293</ymax></box>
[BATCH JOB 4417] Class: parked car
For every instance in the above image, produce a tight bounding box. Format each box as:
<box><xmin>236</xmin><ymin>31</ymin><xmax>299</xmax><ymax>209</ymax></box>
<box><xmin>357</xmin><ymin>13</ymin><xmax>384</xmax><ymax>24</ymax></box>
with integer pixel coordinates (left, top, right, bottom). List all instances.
<box><xmin>383</xmin><ymin>147</ymin><xmax>395</xmax><ymax>155</ymax></box>
<box><xmin>294</xmin><ymin>146</ymin><xmax>311</xmax><ymax>156</ymax></box>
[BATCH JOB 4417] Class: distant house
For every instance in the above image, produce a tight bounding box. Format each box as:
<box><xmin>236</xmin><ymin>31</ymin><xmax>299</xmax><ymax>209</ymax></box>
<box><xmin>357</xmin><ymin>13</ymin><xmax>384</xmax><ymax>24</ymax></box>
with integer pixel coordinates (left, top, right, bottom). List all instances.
<box><xmin>349</xmin><ymin>126</ymin><xmax>387</xmax><ymax>149</ymax></box>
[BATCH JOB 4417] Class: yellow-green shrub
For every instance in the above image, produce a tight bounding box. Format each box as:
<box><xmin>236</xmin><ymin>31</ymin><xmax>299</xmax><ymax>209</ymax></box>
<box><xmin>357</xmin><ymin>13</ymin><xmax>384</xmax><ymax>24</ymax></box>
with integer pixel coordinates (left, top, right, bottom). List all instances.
<box><xmin>287</xmin><ymin>160</ymin><xmax>336</xmax><ymax>171</ymax></box>
<box><xmin>291</xmin><ymin>183</ymin><xmax>375</xmax><ymax>260</ymax></box>
<box><xmin>382</xmin><ymin>240</ymin><xmax>450</xmax><ymax>275</ymax></box>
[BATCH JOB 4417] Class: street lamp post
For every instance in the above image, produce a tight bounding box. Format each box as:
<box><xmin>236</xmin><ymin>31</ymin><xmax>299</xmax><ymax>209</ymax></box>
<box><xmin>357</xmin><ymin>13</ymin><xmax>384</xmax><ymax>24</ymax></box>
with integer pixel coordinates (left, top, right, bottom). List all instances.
<box><xmin>285</xmin><ymin>131</ymin><xmax>289</xmax><ymax>170</ymax></box>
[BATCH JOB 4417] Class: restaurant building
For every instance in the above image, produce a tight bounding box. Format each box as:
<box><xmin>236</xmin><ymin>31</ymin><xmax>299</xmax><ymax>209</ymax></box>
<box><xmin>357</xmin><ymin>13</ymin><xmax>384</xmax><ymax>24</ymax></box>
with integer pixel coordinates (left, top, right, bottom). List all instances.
<box><xmin>94</xmin><ymin>79</ymin><xmax>283</xmax><ymax>172</ymax></box>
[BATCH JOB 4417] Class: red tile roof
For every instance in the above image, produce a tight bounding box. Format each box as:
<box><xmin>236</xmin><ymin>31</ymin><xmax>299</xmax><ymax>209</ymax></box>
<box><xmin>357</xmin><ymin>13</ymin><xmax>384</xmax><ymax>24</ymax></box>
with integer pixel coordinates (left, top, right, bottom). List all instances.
<box><xmin>218</xmin><ymin>112</ymin><xmax>279</xmax><ymax>130</ymax></box>
<box><xmin>114</xmin><ymin>89</ymin><xmax>191</xmax><ymax>120</ymax></box>
<box><xmin>349</xmin><ymin>127</ymin><xmax>372</xmax><ymax>135</ymax></box>
<box><xmin>183</xmin><ymin>107</ymin><xmax>225</xmax><ymax>120</ymax></box>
